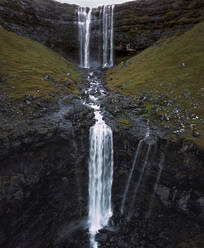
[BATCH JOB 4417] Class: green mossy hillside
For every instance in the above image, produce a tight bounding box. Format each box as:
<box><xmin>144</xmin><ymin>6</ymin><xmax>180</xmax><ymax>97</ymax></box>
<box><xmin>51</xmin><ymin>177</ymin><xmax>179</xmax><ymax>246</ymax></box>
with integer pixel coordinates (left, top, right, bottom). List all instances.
<box><xmin>0</xmin><ymin>27</ymin><xmax>81</xmax><ymax>100</ymax></box>
<box><xmin>107</xmin><ymin>22</ymin><xmax>204</xmax><ymax>148</ymax></box>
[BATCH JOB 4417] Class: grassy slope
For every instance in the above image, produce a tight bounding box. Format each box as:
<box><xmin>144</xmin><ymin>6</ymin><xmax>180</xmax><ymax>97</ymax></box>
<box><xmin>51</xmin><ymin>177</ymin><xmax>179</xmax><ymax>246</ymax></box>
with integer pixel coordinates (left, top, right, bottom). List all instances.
<box><xmin>107</xmin><ymin>21</ymin><xmax>204</xmax><ymax>148</ymax></box>
<box><xmin>0</xmin><ymin>27</ymin><xmax>81</xmax><ymax>100</ymax></box>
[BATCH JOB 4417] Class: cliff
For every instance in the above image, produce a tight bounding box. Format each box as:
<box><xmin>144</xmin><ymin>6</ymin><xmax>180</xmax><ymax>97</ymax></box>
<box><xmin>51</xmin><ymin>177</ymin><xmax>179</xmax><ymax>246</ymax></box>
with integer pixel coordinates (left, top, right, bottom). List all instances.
<box><xmin>114</xmin><ymin>0</ymin><xmax>204</xmax><ymax>61</ymax></box>
<box><xmin>0</xmin><ymin>0</ymin><xmax>79</xmax><ymax>62</ymax></box>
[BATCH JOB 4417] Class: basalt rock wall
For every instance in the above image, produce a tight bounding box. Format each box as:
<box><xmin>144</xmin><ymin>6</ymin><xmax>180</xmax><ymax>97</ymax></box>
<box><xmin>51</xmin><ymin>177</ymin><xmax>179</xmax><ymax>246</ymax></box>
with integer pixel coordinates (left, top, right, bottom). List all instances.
<box><xmin>0</xmin><ymin>99</ymin><xmax>94</xmax><ymax>248</ymax></box>
<box><xmin>114</xmin><ymin>0</ymin><xmax>204</xmax><ymax>57</ymax></box>
<box><xmin>0</xmin><ymin>0</ymin><xmax>79</xmax><ymax>63</ymax></box>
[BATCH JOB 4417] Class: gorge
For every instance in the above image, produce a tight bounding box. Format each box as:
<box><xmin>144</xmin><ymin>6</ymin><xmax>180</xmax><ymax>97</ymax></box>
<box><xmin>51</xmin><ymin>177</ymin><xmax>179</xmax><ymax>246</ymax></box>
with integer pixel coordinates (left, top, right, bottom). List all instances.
<box><xmin>0</xmin><ymin>0</ymin><xmax>204</xmax><ymax>248</ymax></box>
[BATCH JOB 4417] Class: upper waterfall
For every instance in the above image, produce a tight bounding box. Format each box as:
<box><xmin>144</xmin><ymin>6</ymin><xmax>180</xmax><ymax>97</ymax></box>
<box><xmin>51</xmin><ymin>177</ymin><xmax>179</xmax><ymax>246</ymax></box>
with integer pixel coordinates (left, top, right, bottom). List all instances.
<box><xmin>78</xmin><ymin>7</ymin><xmax>92</xmax><ymax>68</ymax></box>
<box><xmin>78</xmin><ymin>5</ymin><xmax>115</xmax><ymax>69</ymax></box>
<box><xmin>102</xmin><ymin>5</ymin><xmax>115</xmax><ymax>68</ymax></box>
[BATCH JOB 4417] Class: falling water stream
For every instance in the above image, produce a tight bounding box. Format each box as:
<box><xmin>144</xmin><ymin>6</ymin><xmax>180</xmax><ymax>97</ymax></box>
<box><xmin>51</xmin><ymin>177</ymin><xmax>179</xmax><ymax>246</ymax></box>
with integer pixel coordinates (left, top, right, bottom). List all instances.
<box><xmin>78</xmin><ymin>5</ymin><xmax>115</xmax><ymax>247</ymax></box>
<box><xmin>120</xmin><ymin>128</ymin><xmax>150</xmax><ymax>214</ymax></box>
<box><xmin>78</xmin><ymin>7</ymin><xmax>92</xmax><ymax>68</ymax></box>
<box><xmin>87</xmin><ymin>74</ymin><xmax>114</xmax><ymax>247</ymax></box>
<box><xmin>77</xmin><ymin>4</ymin><xmax>165</xmax><ymax>245</ymax></box>
<box><xmin>83</xmin><ymin>71</ymin><xmax>114</xmax><ymax>248</ymax></box>
<box><xmin>78</xmin><ymin>5</ymin><xmax>115</xmax><ymax>68</ymax></box>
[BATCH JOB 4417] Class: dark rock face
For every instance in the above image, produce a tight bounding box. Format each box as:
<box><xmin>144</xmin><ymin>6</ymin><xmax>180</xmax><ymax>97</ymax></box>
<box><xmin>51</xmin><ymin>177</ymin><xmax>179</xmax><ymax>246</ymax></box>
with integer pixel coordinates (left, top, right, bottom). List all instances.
<box><xmin>109</xmin><ymin>131</ymin><xmax>204</xmax><ymax>247</ymax></box>
<box><xmin>114</xmin><ymin>0</ymin><xmax>204</xmax><ymax>58</ymax></box>
<box><xmin>0</xmin><ymin>96</ymin><xmax>94</xmax><ymax>248</ymax></box>
<box><xmin>0</xmin><ymin>0</ymin><xmax>79</xmax><ymax>63</ymax></box>
<box><xmin>101</xmin><ymin>89</ymin><xmax>204</xmax><ymax>247</ymax></box>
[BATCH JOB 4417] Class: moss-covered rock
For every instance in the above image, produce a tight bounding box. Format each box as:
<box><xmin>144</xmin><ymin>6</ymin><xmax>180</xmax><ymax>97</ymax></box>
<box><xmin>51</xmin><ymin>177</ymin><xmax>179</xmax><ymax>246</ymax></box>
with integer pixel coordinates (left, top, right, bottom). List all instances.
<box><xmin>0</xmin><ymin>27</ymin><xmax>81</xmax><ymax>100</ymax></box>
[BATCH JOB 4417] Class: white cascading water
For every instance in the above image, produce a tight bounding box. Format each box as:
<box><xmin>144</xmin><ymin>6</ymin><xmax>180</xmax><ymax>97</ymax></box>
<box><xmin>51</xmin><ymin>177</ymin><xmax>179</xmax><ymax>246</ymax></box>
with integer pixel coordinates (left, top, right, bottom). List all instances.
<box><xmin>110</xmin><ymin>5</ymin><xmax>115</xmax><ymax>67</ymax></box>
<box><xmin>120</xmin><ymin>138</ymin><xmax>144</xmax><ymax>214</ymax></box>
<box><xmin>102</xmin><ymin>5</ymin><xmax>108</xmax><ymax>67</ymax></box>
<box><xmin>89</xmin><ymin>111</ymin><xmax>114</xmax><ymax>248</ymax></box>
<box><xmin>83</xmin><ymin>73</ymin><xmax>114</xmax><ymax>248</ymax></box>
<box><xmin>78</xmin><ymin>7</ymin><xmax>92</xmax><ymax>68</ymax></box>
<box><xmin>78</xmin><ymin>5</ymin><xmax>115</xmax><ymax>247</ymax></box>
<box><xmin>120</xmin><ymin>128</ymin><xmax>150</xmax><ymax>214</ymax></box>
<box><xmin>102</xmin><ymin>5</ymin><xmax>115</xmax><ymax>68</ymax></box>
<box><xmin>128</xmin><ymin>144</ymin><xmax>152</xmax><ymax>219</ymax></box>
<box><xmin>78</xmin><ymin>5</ymin><xmax>114</xmax><ymax>68</ymax></box>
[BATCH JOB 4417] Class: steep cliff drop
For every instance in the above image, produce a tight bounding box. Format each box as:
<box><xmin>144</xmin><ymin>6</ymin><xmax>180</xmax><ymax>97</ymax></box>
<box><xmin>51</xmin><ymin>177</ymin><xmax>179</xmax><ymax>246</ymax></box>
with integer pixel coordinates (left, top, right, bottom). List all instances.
<box><xmin>78</xmin><ymin>5</ymin><xmax>115</xmax><ymax>247</ymax></box>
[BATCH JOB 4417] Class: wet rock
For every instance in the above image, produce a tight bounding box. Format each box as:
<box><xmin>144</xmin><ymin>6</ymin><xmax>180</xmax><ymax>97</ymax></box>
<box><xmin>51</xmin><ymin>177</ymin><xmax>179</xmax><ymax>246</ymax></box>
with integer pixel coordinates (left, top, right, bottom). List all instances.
<box><xmin>156</xmin><ymin>186</ymin><xmax>170</xmax><ymax>206</ymax></box>
<box><xmin>64</xmin><ymin>81</ymin><xmax>70</xmax><ymax>88</ymax></box>
<box><xmin>197</xmin><ymin>197</ymin><xmax>204</xmax><ymax>214</ymax></box>
<box><xmin>26</xmin><ymin>100</ymin><xmax>31</xmax><ymax>105</ymax></box>
<box><xmin>178</xmin><ymin>192</ymin><xmax>191</xmax><ymax>211</ymax></box>
<box><xmin>95</xmin><ymin>232</ymin><xmax>108</xmax><ymax>243</ymax></box>
<box><xmin>41</xmin><ymin>75</ymin><xmax>51</xmax><ymax>81</ymax></box>
<box><xmin>49</xmin><ymin>93</ymin><xmax>55</xmax><ymax>97</ymax></box>
<box><xmin>192</xmin><ymin>129</ymin><xmax>200</xmax><ymax>137</ymax></box>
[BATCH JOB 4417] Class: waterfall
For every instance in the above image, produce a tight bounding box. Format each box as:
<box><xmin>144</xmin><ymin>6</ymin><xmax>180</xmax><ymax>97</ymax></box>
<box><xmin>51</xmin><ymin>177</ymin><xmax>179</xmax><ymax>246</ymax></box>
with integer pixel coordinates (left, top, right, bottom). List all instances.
<box><xmin>78</xmin><ymin>7</ymin><xmax>92</xmax><ymax>68</ymax></box>
<box><xmin>89</xmin><ymin>111</ymin><xmax>114</xmax><ymax>247</ymax></box>
<box><xmin>83</xmin><ymin>72</ymin><xmax>114</xmax><ymax>248</ymax></box>
<box><xmin>78</xmin><ymin>5</ymin><xmax>115</xmax><ymax>246</ymax></box>
<box><xmin>102</xmin><ymin>5</ymin><xmax>115</xmax><ymax>68</ymax></box>
<box><xmin>120</xmin><ymin>129</ymin><xmax>150</xmax><ymax>214</ymax></box>
<box><xmin>102</xmin><ymin>5</ymin><xmax>108</xmax><ymax>67</ymax></box>
<box><xmin>120</xmin><ymin>138</ymin><xmax>144</xmax><ymax>214</ymax></box>
<box><xmin>85</xmin><ymin>8</ymin><xmax>92</xmax><ymax>68</ymax></box>
<box><xmin>78</xmin><ymin>5</ymin><xmax>114</xmax><ymax>68</ymax></box>
<box><xmin>110</xmin><ymin>5</ymin><xmax>115</xmax><ymax>67</ymax></box>
<box><xmin>128</xmin><ymin>144</ymin><xmax>152</xmax><ymax>219</ymax></box>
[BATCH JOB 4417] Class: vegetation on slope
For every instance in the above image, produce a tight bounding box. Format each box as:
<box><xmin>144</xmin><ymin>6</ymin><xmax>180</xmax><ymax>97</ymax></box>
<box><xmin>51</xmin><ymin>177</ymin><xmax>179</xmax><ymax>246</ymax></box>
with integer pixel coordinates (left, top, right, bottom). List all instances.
<box><xmin>0</xmin><ymin>27</ymin><xmax>81</xmax><ymax>100</ymax></box>
<box><xmin>107</xmin><ymin>21</ymin><xmax>204</xmax><ymax>148</ymax></box>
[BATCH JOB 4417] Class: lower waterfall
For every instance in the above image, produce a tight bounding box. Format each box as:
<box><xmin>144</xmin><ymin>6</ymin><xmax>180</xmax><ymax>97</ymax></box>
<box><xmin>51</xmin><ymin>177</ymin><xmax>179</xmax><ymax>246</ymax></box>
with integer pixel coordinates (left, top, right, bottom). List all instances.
<box><xmin>83</xmin><ymin>71</ymin><xmax>114</xmax><ymax>248</ymax></box>
<box><xmin>89</xmin><ymin>111</ymin><xmax>114</xmax><ymax>248</ymax></box>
